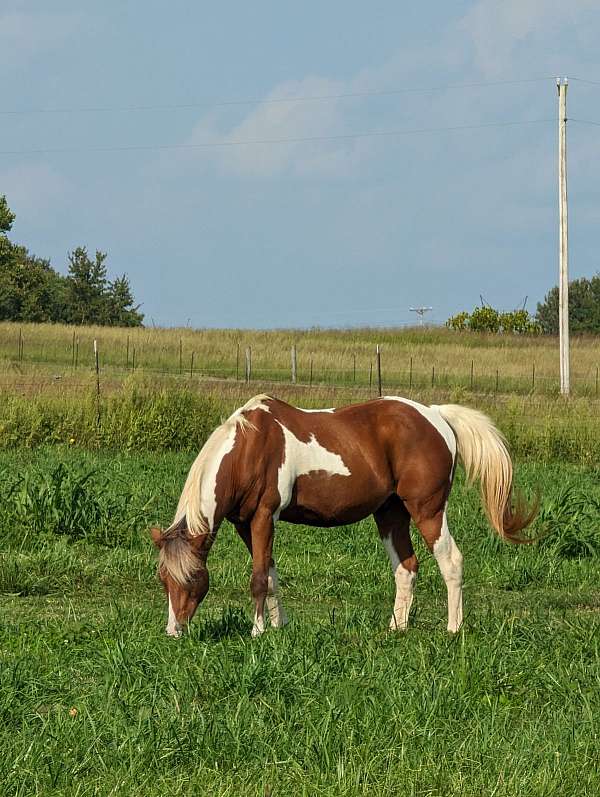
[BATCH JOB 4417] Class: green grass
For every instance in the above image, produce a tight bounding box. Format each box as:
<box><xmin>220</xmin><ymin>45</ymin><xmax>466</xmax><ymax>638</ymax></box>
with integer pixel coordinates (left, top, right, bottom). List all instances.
<box><xmin>1</xmin><ymin>449</ymin><xmax>599</xmax><ymax>795</ymax></box>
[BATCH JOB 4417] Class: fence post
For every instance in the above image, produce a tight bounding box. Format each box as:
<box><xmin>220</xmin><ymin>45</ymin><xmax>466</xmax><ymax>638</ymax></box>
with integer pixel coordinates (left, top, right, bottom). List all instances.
<box><xmin>245</xmin><ymin>347</ymin><xmax>251</xmax><ymax>383</ymax></box>
<box><xmin>353</xmin><ymin>353</ymin><xmax>356</xmax><ymax>383</ymax></box>
<box><xmin>236</xmin><ymin>343</ymin><xmax>240</xmax><ymax>381</ymax></box>
<box><xmin>18</xmin><ymin>328</ymin><xmax>23</xmax><ymax>362</ymax></box>
<box><xmin>71</xmin><ymin>330</ymin><xmax>76</xmax><ymax>367</ymax></box>
<box><xmin>126</xmin><ymin>335</ymin><xmax>130</xmax><ymax>369</ymax></box>
<box><xmin>495</xmin><ymin>369</ymin><xmax>499</xmax><ymax>393</ymax></box>
<box><xmin>190</xmin><ymin>352</ymin><xmax>195</xmax><ymax>379</ymax></box>
<box><xmin>132</xmin><ymin>347</ymin><xmax>136</xmax><ymax>371</ymax></box>
<box><xmin>376</xmin><ymin>345</ymin><xmax>382</xmax><ymax>397</ymax></box>
<box><xmin>409</xmin><ymin>356</ymin><xmax>413</xmax><ymax>389</ymax></box>
<box><xmin>94</xmin><ymin>339</ymin><xmax>101</xmax><ymax>433</ymax></box>
<box><xmin>291</xmin><ymin>344</ymin><xmax>297</xmax><ymax>384</ymax></box>
<box><xmin>369</xmin><ymin>362</ymin><xmax>373</xmax><ymax>389</ymax></box>
<box><xmin>179</xmin><ymin>338</ymin><xmax>183</xmax><ymax>374</ymax></box>
<box><xmin>596</xmin><ymin>366</ymin><xmax>599</xmax><ymax>397</ymax></box>
<box><xmin>431</xmin><ymin>365</ymin><xmax>435</xmax><ymax>388</ymax></box>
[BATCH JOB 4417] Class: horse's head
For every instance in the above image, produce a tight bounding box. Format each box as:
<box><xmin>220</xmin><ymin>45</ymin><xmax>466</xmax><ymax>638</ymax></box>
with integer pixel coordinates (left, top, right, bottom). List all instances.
<box><xmin>150</xmin><ymin>527</ymin><xmax>212</xmax><ymax>637</ymax></box>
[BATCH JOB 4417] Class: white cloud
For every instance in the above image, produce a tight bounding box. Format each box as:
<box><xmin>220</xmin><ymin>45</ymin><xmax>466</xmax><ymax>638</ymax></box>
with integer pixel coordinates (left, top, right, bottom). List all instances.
<box><xmin>185</xmin><ymin>75</ymin><xmax>377</xmax><ymax>179</ymax></box>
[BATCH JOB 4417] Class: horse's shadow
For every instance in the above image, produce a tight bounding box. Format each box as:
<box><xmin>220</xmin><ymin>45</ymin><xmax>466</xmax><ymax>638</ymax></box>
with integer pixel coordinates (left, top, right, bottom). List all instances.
<box><xmin>189</xmin><ymin>606</ymin><xmax>252</xmax><ymax>642</ymax></box>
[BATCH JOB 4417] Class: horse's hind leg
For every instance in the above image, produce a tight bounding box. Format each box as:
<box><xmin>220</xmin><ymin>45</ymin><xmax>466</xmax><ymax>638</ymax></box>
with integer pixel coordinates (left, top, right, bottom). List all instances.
<box><xmin>374</xmin><ymin>497</ymin><xmax>418</xmax><ymax>631</ymax></box>
<box><xmin>405</xmin><ymin>498</ymin><xmax>463</xmax><ymax>633</ymax></box>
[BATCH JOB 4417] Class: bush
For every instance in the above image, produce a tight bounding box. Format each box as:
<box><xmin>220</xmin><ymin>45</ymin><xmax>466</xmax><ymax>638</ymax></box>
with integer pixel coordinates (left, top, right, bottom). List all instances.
<box><xmin>2</xmin><ymin>462</ymin><xmax>147</xmax><ymax>547</ymax></box>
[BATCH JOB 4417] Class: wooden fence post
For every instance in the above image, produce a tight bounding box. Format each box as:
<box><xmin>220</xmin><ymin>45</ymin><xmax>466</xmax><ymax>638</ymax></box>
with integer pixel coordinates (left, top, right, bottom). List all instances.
<box><xmin>179</xmin><ymin>338</ymin><xmax>183</xmax><ymax>374</ymax></box>
<box><xmin>376</xmin><ymin>345</ymin><xmax>382</xmax><ymax>397</ymax></box>
<box><xmin>190</xmin><ymin>352</ymin><xmax>195</xmax><ymax>379</ymax></box>
<box><xmin>409</xmin><ymin>356</ymin><xmax>413</xmax><ymax>389</ymax></box>
<box><xmin>126</xmin><ymin>335</ymin><xmax>130</xmax><ymax>369</ymax></box>
<box><xmin>291</xmin><ymin>344</ymin><xmax>297</xmax><ymax>384</ymax></box>
<box><xmin>369</xmin><ymin>362</ymin><xmax>373</xmax><ymax>389</ymax></box>
<box><xmin>353</xmin><ymin>353</ymin><xmax>356</xmax><ymax>383</ymax></box>
<box><xmin>94</xmin><ymin>339</ymin><xmax>101</xmax><ymax>432</ymax></box>
<box><xmin>431</xmin><ymin>365</ymin><xmax>435</xmax><ymax>388</ymax></box>
<box><xmin>245</xmin><ymin>347</ymin><xmax>251</xmax><ymax>383</ymax></box>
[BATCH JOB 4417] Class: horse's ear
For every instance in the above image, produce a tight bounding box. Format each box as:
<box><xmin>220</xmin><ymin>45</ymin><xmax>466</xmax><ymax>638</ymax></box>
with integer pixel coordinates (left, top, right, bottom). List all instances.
<box><xmin>188</xmin><ymin>532</ymin><xmax>209</xmax><ymax>552</ymax></box>
<box><xmin>150</xmin><ymin>527</ymin><xmax>165</xmax><ymax>549</ymax></box>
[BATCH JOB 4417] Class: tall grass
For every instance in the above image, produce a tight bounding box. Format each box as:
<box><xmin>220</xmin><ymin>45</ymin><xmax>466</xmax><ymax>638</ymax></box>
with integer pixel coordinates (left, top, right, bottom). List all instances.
<box><xmin>2</xmin><ymin>320</ymin><xmax>600</xmax><ymax>396</ymax></box>
<box><xmin>0</xmin><ymin>378</ymin><xmax>598</xmax><ymax>463</ymax></box>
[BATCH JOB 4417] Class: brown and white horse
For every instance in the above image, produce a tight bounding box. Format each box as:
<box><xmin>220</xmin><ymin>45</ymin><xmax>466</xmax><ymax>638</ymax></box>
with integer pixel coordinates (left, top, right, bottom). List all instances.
<box><xmin>151</xmin><ymin>394</ymin><xmax>536</xmax><ymax>637</ymax></box>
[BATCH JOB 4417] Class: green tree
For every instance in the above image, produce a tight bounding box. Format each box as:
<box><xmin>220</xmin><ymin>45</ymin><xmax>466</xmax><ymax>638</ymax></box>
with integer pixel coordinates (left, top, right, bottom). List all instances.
<box><xmin>65</xmin><ymin>247</ymin><xmax>110</xmax><ymax>325</ymax></box>
<box><xmin>0</xmin><ymin>196</ymin><xmax>68</xmax><ymax>322</ymax></box>
<box><xmin>468</xmin><ymin>306</ymin><xmax>501</xmax><ymax>333</ymax></box>
<box><xmin>536</xmin><ymin>275</ymin><xmax>600</xmax><ymax>334</ymax></box>
<box><xmin>446</xmin><ymin>311</ymin><xmax>470</xmax><ymax>331</ymax></box>
<box><xmin>106</xmin><ymin>274</ymin><xmax>144</xmax><ymax>327</ymax></box>
<box><xmin>0</xmin><ymin>249</ymin><xmax>68</xmax><ymax>322</ymax></box>
<box><xmin>0</xmin><ymin>194</ymin><xmax>15</xmax><ymax>234</ymax></box>
<box><xmin>0</xmin><ymin>195</ymin><xmax>144</xmax><ymax>327</ymax></box>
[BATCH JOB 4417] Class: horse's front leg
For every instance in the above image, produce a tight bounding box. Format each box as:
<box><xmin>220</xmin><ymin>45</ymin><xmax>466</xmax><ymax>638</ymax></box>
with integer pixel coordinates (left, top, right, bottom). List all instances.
<box><xmin>249</xmin><ymin>506</ymin><xmax>275</xmax><ymax>637</ymax></box>
<box><xmin>266</xmin><ymin>561</ymin><xmax>288</xmax><ymax>629</ymax></box>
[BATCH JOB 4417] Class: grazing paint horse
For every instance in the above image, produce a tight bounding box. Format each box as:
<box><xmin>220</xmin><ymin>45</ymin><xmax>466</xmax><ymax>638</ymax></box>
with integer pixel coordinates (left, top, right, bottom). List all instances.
<box><xmin>151</xmin><ymin>394</ymin><xmax>537</xmax><ymax>637</ymax></box>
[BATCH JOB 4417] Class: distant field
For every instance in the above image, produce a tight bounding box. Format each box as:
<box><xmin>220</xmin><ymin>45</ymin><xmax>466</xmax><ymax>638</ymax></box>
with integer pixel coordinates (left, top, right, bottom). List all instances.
<box><xmin>1</xmin><ymin>449</ymin><xmax>599</xmax><ymax>796</ymax></box>
<box><xmin>1</xmin><ymin>321</ymin><xmax>600</xmax><ymax>396</ymax></box>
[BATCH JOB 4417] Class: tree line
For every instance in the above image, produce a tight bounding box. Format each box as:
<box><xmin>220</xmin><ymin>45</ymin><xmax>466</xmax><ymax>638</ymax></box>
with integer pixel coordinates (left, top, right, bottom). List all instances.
<box><xmin>447</xmin><ymin>276</ymin><xmax>600</xmax><ymax>335</ymax></box>
<box><xmin>0</xmin><ymin>195</ymin><xmax>143</xmax><ymax>327</ymax></box>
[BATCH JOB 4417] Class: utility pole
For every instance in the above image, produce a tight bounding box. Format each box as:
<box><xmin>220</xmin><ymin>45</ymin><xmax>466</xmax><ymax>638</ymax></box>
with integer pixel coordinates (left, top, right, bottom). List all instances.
<box><xmin>557</xmin><ymin>77</ymin><xmax>570</xmax><ymax>396</ymax></box>
<box><xmin>409</xmin><ymin>306</ymin><xmax>433</xmax><ymax>327</ymax></box>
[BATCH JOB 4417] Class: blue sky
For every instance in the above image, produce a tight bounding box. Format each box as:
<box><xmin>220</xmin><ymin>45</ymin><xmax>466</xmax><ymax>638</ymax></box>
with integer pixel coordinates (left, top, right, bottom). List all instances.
<box><xmin>2</xmin><ymin>1</ymin><xmax>600</xmax><ymax>328</ymax></box>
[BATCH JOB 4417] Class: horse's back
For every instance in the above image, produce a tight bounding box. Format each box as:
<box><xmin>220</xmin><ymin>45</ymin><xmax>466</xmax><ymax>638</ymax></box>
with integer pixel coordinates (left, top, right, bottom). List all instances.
<box><xmin>234</xmin><ymin>396</ymin><xmax>455</xmax><ymax>523</ymax></box>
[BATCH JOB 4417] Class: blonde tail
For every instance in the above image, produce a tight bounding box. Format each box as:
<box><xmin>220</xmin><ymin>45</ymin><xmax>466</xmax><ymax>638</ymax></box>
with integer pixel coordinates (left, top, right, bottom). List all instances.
<box><xmin>436</xmin><ymin>404</ymin><xmax>538</xmax><ymax>542</ymax></box>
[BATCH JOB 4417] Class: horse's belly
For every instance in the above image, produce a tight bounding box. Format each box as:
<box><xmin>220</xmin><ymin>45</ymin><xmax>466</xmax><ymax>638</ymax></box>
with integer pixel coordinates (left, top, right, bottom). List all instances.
<box><xmin>279</xmin><ymin>473</ymin><xmax>389</xmax><ymax>527</ymax></box>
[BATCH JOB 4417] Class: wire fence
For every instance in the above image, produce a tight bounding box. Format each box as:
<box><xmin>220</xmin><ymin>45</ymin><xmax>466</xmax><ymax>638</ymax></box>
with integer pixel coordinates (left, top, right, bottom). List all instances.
<box><xmin>2</xmin><ymin>343</ymin><xmax>600</xmax><ymax>399</ymax></box>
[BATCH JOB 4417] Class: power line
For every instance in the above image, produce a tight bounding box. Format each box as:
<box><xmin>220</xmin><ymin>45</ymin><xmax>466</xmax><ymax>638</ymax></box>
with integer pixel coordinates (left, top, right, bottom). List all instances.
<box><xmin>569</xmin><ymin>77</ymin><xmax>600</xmax><ymax>86</ymax></box>
<box><xmin>570</xmin><ymin>118</ymin><xmax>600</xmax><ymax>126</ymax></box>
<box><xmin>0</xmin><ymin>118</ymin><xmax>553</xmax><ymax>157</ymax></box>
<box><xmin>0</xmin><ymin>77</ymin><xmax>553</xmax><ymax>117</ymax></box>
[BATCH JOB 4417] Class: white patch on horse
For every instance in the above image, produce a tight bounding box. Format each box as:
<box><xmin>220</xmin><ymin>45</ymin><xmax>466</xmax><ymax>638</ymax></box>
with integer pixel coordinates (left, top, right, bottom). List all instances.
<box><xmin>166</xmin><ymin>595</ymin><xmax>182</xmax><ymax>637</ymax></box>
<box><xmin>251</xmin><ymin>611</ymin><xmax>265</xmax><ymax>638</ymax></box>
<box><xmin>433</xmin><ymin>510</ymin><xmax>463</xmax><ymax>633</ymax></box>
<box><xmin>266</xmin><ymin>563</ymin><xmax>288</xmax><ymax>628</ymax></box>
<box><xmin>230</xmin><ymin>394</ymin><xmax>271</xmax><ymax>420</ymax></box>
<box><xmin>275</xmin><ymin>422</ymin><xmax>351</xmax><ymax>518</ymax></box>
<box><xmin>200</xmin><ymin>423</ymin><xmax>237</xmax><ymax>532</ymax></box>
<box><xmin>381</xmin><ymin>536</ymin><xmax>416</xmax><ymax>631</ymax></box>
<box><xmin>382</xmin><ymin>396</ymin><xmax>456</xmax><ymax>460</ymax></box>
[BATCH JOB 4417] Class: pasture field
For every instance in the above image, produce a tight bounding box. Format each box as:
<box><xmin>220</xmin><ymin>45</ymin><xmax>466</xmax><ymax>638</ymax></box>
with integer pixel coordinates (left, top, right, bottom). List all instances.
<box><xmin>1</xmin><ymin>447</ymin><xmax>599</xmax><ymax>796</ymax></box>
<box><xmin>2</xmin><ymin>320</ymin><xmax>600</xmax><ymax>396</ymax></box>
